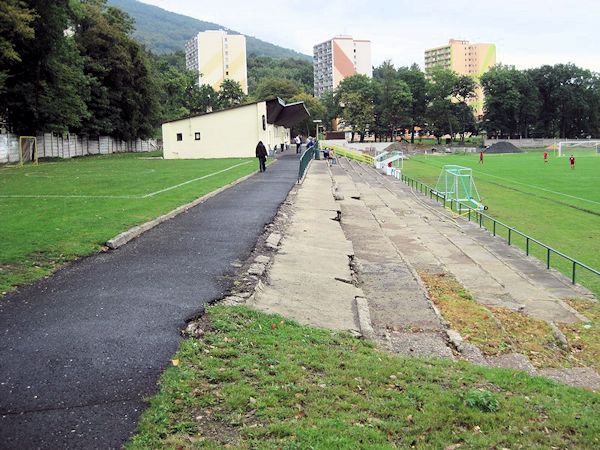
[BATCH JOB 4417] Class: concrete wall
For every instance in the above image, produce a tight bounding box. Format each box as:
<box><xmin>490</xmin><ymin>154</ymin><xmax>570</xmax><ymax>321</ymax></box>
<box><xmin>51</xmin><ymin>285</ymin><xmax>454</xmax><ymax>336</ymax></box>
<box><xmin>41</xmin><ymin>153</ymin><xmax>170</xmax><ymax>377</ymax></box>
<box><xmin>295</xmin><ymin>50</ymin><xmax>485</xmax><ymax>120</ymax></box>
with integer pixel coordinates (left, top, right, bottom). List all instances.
<box><xmin>162</xmin><ymin>102</ymin><xmax>291</xmax><ymax>159</ymax></box>
<box><xmin>0</xmin><ymin>133</ymin><xmax>157</xmax><ymax>164</ymax></box>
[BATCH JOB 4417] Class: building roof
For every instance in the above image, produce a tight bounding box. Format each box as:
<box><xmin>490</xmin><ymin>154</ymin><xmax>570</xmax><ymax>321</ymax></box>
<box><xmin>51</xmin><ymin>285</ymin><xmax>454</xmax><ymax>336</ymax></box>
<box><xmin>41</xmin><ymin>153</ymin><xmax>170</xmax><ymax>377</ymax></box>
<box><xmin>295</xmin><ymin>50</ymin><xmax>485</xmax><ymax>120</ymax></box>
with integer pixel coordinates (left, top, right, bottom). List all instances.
<box><xmin>162</xmin><ymin>97</ymin><xmax>310</xmax><ymax>127</ymax></box>
<box><xmin>266</xmin><ymin>98</ymin><xmax>310</xmax><ymax>128</ymax></box>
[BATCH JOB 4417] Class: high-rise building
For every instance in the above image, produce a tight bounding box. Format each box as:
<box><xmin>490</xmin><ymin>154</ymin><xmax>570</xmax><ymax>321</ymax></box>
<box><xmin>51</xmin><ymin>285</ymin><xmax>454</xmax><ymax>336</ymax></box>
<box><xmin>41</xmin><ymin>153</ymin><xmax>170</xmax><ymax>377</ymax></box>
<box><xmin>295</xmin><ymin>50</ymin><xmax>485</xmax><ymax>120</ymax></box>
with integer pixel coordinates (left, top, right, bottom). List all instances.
<box><xmin>313</xmin><ymin>36</ymin><xmax>372</xmax><ymax>98</ymax></box>
<box><xmin>185</xmin><ymin>30</ymin><xmax>248</xmax><ymax>94</ymax></box>
<box><xmin>424</xmin><ymin>39</ymin><xmax>496</xmax><ymax>116</ymax></box>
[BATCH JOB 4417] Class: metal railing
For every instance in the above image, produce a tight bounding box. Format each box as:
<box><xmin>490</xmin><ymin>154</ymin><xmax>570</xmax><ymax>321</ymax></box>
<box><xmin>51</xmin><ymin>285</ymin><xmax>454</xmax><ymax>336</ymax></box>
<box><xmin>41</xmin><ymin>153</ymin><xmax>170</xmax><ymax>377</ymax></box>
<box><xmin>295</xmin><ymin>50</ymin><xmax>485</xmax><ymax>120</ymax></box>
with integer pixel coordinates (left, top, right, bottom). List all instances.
<box><xmin>327</xmin><ymin>144</ymin><xmax>375</xmax><ymax>165</ymax></box>
<box><xmin>298</xmin><ymin>142</ymin><xmax>319</xmax><ymax>183</ymax></box>
<box><xmin>400</xmin><ymin>173</ymin><xmax>600</xmax><ymax>286</ymax></box>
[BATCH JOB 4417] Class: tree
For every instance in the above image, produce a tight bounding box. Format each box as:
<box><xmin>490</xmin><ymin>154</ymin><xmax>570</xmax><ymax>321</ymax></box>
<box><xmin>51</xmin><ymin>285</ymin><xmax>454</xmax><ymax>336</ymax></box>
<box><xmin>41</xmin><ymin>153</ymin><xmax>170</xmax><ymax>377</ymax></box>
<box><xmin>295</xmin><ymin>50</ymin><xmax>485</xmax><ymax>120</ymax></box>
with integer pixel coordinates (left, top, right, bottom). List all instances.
<box><xmin>320</xmin><ymin>90</ymin><xmax>340</xmax><ymax>130</ymax></box>
<box><xmin>426</xmin><ymin>68</ymin><xmax>476</xmax><ymax>143</ymax></box>
<box><xmin>481</xmin><ymin>65</ymin><xmax>540</xmax><ymax>138</ymax></box>
<box><xmin>528</xmin><ymin>64</ymin><xmax>597</xmax><ymax>138</ymax></box>
<box><xmin>289</xmin><ymin>92</ymin><xmax>324</xmax><ymax>136</ymax></box>
<box><xmin>76</xmin><ymin>0</ymin><xmax>159</xmax><ymax>139</ymax></box>
<box><xmin>253</xmin><ymin>78</ymin><xmax>302</xmax><ymax>102</ymax></box>
<box><xmin>373</xmin><ymin>62</ymin><xmax>412</xmax><ymax>141</ymax></box>
<box><xmin>2</xmin><ymin>0</ymin><xmax>90</xmax><ymax>134</ymax></box>
<box><xmin>336</xmin><ymin>74</ymin><xmax>375</xmax><ymax>142</ymax></box>
<box><xmin>0</xmin><ymin>0</ymin><xmax>36</xmax><ymax>93</ymax></box>
<box><xmin>218</xmin><ymin>79</ymin><xmax>245</xmax><ymax>108</ymax></box>
<box><xmin>247</xmin><ymin>54</ymin><xmax>313</xmax><ymax>95</ymax></box>
<box><xmin>397</xmin><ymin>64</ymin><xmax>429</xmax><ymax>143</ymax></box>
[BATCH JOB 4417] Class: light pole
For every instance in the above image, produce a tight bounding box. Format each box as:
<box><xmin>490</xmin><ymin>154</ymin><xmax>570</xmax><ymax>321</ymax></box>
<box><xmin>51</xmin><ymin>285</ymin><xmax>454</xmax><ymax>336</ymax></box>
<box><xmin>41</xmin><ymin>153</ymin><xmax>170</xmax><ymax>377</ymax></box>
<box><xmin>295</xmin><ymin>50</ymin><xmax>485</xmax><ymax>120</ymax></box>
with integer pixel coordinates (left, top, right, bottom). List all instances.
<box><xmin>313</xmin><ymin>119</ymin><xmax>322</xmax><ymax>141</ymax></box>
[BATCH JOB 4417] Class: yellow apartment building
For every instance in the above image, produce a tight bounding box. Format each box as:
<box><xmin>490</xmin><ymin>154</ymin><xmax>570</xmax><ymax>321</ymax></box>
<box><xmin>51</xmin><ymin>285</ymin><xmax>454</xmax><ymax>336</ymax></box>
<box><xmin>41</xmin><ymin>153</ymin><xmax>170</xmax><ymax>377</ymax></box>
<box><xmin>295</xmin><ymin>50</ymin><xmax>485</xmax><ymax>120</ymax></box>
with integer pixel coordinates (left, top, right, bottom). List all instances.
<box><xmin>185</xmin><ymin>30</ymin><xmax>248</xmax><ymax>94</ymax></box>
<box><xmin>425</xmin><ymin>39</ymin><xmax>496</xmax><ymax>117</ymax></box>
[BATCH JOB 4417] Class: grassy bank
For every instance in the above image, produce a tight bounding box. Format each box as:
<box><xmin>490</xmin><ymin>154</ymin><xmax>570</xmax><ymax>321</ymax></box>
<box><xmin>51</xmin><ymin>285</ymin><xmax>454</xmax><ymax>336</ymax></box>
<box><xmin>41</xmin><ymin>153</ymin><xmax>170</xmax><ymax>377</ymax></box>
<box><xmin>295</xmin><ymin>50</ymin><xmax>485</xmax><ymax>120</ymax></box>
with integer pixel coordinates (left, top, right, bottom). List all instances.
<box><xmin>0</xmin><ymin>153</ymin><xmax>261</xmax><ymax>294</ymax></box>
<box><xmin>129</xmin><ymin>305</ymin><xmax>600</xmax><ymax>449</ymax></box>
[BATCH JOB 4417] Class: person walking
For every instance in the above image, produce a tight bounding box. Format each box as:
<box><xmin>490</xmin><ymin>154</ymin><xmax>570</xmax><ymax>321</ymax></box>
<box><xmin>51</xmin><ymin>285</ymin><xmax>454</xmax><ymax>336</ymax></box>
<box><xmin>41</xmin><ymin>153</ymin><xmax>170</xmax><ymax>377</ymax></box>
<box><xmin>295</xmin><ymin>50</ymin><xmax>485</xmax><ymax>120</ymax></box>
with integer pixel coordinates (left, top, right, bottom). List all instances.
<box><xmin>569</xmin><ymin>154</ymin><xmax>575</xmax><ymax>169</ymax></box>
<box><xmin>256</xmin><ymin>141</ymin><xmax>268</xmax><ymax>172</ymax></box>
<box><xmin>294</xmin><ymin>135</ymin><xmax>301</xmax><ymax>154</ymax></box>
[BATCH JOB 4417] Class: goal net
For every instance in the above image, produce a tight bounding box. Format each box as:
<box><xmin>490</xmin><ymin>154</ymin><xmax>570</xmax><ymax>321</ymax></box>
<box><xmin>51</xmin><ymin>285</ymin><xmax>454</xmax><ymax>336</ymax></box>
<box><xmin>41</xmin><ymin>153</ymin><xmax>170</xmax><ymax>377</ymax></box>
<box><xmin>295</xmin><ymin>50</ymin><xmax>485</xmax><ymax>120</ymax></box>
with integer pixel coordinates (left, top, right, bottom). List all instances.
<box><xmin>19</xmin><ymin>136</ymin><xmax>38</xmax><ymax>165</ymax></box>
<box><xmin>434</xmin><ymin>165</ymin><xmax>485</xmax><ymax>210</ymax></box>
<box><xmin>557</xmin><ymin>141</ymin><xmax>600</xmax><ymax>157</ymax></box>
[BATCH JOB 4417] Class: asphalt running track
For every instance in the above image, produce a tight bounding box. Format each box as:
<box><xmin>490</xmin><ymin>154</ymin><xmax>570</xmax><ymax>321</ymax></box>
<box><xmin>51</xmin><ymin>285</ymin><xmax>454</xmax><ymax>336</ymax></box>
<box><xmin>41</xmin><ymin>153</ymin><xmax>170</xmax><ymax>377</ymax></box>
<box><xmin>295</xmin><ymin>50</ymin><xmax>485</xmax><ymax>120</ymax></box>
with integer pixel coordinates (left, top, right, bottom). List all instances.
<box><xmin>0</xmin><ymin>153</ymin><xmax>299</xmax><ymax>449</ymax></box>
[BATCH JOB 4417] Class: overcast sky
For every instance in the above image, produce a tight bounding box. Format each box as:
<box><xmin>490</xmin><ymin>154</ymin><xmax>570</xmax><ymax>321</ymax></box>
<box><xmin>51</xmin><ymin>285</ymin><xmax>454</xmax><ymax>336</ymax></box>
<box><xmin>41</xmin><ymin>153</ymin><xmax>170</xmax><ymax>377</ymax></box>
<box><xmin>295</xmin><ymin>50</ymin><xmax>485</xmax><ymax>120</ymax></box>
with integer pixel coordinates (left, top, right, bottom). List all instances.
<box><xmin>140</xmin><ymin>0</ymin><xmax>600</xmax><ymax>72</ymax></box>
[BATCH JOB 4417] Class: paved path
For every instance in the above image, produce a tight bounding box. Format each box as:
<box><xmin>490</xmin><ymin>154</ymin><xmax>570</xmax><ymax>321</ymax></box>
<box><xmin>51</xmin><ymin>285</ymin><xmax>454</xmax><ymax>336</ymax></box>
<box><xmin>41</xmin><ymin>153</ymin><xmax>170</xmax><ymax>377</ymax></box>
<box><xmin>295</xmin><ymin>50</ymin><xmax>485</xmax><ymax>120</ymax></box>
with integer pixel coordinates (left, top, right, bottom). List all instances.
<box><xmin>0</xmin><ymin>154</ymin><xmax>299</xmax><ymax>449</ymax></box>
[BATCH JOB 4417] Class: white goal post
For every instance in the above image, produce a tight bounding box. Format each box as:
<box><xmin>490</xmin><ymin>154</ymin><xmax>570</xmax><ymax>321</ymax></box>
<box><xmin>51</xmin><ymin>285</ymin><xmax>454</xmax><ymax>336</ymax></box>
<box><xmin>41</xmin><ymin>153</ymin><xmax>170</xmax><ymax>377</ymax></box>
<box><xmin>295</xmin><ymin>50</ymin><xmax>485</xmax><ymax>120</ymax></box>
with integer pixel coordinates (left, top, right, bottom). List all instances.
<box><xmin>557</xmin><ymin>141</ymin><xmax>600</xmax><ymax>157</ymax></box>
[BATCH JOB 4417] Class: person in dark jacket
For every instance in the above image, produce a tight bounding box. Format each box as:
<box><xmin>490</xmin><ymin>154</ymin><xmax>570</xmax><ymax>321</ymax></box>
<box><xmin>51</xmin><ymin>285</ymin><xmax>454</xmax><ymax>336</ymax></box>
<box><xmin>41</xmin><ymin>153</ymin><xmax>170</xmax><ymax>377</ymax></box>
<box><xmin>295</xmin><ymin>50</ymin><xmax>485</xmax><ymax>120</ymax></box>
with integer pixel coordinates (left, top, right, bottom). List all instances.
<box><xmin>256</xmin><ymin>141</ymin><xmax>268</xmax><ymax>172</ymax></box>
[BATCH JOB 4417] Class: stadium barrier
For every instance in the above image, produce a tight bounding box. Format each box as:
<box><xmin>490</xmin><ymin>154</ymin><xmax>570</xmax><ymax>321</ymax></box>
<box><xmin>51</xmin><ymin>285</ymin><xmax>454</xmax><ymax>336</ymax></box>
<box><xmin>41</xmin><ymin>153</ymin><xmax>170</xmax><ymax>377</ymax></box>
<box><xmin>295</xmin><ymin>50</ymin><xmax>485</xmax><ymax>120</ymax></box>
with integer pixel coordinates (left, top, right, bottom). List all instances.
<box><xmin>0</xmin><ymin>133</ymin><xmax>158</xmax><ymax>164</ymax></box>
<box><xmin>298</xmin><ymin>142</ymin><xmax>319</xmax><ymax>183</ymax></box>
<box><xmin>400</xmin><ymin>173</ymin><xmax>600</xmax><ymax>287</ymax></box>
<box><xmin>327</xmin><ymin>145</ymin><xmax>375</xmax><ymax>166</ymax></box>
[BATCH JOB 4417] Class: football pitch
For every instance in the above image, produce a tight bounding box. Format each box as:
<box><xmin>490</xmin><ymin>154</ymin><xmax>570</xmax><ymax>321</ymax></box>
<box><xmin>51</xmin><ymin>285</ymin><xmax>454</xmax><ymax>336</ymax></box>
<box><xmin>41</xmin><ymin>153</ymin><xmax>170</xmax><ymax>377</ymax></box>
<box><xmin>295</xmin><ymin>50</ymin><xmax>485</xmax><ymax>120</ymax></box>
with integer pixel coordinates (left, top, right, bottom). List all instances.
<box><xmin>402</xmin><ymin>150</ymin><xmax>600</xmax><ymax>297</ymax></box>
<box><xmin>0</xmin><ymin>152</ymin><xmax>259</xmax><ymax>294</ymax></box>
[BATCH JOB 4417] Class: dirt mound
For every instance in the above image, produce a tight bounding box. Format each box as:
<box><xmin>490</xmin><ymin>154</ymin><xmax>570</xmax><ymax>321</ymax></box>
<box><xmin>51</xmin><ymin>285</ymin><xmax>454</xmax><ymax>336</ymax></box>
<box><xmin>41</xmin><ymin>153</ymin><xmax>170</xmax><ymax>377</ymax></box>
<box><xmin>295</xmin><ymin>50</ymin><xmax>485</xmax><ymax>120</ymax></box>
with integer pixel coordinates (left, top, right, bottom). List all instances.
<box><xmin>485</xmin><ymin>141</ymin><xmax>523</xmax><ymax>153</ymax></box>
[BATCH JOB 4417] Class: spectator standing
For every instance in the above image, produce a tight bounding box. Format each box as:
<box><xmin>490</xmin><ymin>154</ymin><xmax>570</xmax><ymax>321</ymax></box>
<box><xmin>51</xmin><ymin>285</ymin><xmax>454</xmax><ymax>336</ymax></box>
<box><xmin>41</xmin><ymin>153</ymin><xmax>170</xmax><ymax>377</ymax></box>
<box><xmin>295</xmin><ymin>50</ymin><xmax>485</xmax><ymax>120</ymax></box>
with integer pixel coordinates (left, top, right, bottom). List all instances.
<box><xmin>255</xmin><ymin>141</ymin><xmax>268</xmax><ymax>172</ymax></box>
<box><xmin>294</xmin><ymin>135</ymin><xmax>301</xmax><ymax>154</ymax></box>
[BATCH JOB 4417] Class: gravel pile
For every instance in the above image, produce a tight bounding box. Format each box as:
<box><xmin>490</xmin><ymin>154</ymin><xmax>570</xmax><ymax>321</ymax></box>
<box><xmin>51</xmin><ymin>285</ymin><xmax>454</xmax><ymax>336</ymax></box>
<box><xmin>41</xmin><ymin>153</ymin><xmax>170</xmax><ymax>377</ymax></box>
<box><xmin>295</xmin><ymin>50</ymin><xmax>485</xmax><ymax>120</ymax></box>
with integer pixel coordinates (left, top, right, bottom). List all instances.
<box><xmin>485</xmin><ymin>141</ymin><xmax>523</xmax><ymax>153</ymax></box>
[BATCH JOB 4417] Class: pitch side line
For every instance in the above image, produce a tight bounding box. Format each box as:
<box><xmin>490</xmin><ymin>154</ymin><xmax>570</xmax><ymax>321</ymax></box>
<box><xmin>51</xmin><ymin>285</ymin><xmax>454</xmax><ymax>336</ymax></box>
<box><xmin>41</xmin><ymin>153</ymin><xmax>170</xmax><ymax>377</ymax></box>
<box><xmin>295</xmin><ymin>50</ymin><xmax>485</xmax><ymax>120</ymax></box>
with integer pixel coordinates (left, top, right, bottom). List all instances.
<box><xmin>0</xmin><ymin>161</ymin><xmax>254</xmax><ymax>199</ymax></box>
<box><xmin>142</xmin><ymin>161</ymin><xmax>252</xmax><ymax>197</ymax></box>
<box><xmin>473</xmin><ymin>171</ymin><xmax>600</xmax><ymax>207</ymax></box>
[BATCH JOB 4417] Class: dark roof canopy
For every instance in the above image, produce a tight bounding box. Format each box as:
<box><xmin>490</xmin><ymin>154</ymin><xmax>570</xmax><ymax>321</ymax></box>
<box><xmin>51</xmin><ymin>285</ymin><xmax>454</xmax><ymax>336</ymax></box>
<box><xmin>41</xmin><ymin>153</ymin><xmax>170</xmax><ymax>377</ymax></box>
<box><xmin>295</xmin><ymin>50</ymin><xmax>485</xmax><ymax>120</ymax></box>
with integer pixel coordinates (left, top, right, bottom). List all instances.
<box><xmin>162</xmin><ymin>97</ymin><xmax>310</xmax><ymax>127</ymax></box>
<box><xmin>266</xmin><ymin>98</ymin><xmax>310</xmax><ymax>128</ymax></box>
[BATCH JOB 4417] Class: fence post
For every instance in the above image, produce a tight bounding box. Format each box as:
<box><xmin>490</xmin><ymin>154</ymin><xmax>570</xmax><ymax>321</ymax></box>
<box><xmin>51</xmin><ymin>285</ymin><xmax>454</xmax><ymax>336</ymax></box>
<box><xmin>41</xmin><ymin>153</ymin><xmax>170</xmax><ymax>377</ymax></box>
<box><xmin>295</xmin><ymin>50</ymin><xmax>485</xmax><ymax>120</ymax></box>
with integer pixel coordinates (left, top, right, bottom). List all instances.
<box><xmin>526</xmin><ymin>237</ymin><xmax>529</xmax><ymax>255</ymax></box>
<box><xmin>508</xmin><ymin>228</ymin><xmax>512</xmax><ymax>245</ymax></box>
<box><xmin>572</xmin><ymin>261</ymin><xmax>576</xmax><ymax>284</ymax></box>
<box><xmin>547</xmin><ymin>248</ymin><xmax>551</xmax><ymax>269</ymax></box>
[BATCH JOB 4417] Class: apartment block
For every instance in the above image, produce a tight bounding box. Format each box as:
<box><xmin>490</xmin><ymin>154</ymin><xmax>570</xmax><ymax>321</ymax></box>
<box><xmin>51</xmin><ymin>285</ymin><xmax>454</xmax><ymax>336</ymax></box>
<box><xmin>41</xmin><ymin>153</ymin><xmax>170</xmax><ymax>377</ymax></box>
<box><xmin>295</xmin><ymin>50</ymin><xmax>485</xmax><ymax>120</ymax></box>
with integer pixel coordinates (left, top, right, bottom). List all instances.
<box><xmin>424</xmin><ymin>39</ymin><xmax>496</xmax><ymax>116</ymax></box>
<box><xmin>313</xmin><ymin>36</ymin><xmax>372</xmax><ymax>98</ymax></box>
<box><xmin>185</xmin><ymin>30</ymin><xmax>248</xmax><ymax>94</ymax></box>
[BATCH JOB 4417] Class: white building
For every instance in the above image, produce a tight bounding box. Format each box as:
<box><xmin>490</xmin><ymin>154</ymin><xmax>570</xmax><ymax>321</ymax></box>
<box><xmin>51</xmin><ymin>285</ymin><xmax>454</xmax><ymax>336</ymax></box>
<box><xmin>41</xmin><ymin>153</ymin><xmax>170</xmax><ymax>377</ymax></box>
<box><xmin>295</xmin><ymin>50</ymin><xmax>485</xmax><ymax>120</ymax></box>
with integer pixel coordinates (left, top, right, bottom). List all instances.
<box><xmin>162</xmin><ymin>98</ymin><xmax>309</xmax><ymax>159</ymax></box>
<box><xmin>185</xmin><ymin>30</ymin><xmax>248</xmax><ymax>94</ymax></box>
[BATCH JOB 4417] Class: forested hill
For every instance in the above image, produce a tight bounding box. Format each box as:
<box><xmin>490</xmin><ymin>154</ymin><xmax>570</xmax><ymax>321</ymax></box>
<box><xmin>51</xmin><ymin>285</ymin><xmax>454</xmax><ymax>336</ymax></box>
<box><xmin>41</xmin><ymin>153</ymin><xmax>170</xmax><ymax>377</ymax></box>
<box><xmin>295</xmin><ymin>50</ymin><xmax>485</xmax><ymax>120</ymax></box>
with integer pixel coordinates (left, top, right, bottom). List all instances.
<box><xmin>107</xmin><ymin>0</ymin><xmax>311</xmax><ymax>60</ymax></box>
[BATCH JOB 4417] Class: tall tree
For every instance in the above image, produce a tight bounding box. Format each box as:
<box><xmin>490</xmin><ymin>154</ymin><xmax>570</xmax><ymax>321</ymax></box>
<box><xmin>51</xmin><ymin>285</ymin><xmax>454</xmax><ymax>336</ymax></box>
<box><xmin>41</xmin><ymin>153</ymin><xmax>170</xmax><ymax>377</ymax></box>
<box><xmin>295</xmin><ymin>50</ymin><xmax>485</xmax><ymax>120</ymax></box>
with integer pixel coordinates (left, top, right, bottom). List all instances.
<box><xmin>2</xmin><ymin>0</ymin><xmax>89</xmax><ymax>133</ymax></box>
<box><xmin>426</xmin><ymin>68</ymin><xmax>476</xmax><ymax>143</ymax></box>
<box><xmin>397</xmin><ymin>64</ymin><xmax>429</xmax><ymax>143</ymax></box>
<box><xmin>528</xmin><ymin>64</ymin><xmax>597</xmax><ymax>138</ymax></box>
<box><xmin>0</xmin><ymin>0</ymin><xmax>36</xmax><ymax>93</ymax></box>
<box><xmin>289</xmin><ymin>92</ymin><xmax>324</xmax><ymax>136</ymax></box>
<box><xmin>481</xmin><ymin>65</ymin><xmax>540</xmax><ymax>138</ymax></box>
<box><xmin>253</xmin><ymin>78</ymin><xmax>302</xmax><ymax>102</ymax></box>
<box><xmin>218</xmin><ymin>79</ymin><xmax>245</xmax><ymax>108</ymax></box>
<box><xmin>337</xmin><ymin>75</ymin><xmax>375</xmax><ymax>142</ymax></box>
<box><xmin>76</xmin><ymin>0</ymin><xmax>159</xmax><ymax>139</ymax></box>
<box><xmin>373</xmin><ymin>61</ymin><xmax>413</xmax><ymax>141</ymax></box>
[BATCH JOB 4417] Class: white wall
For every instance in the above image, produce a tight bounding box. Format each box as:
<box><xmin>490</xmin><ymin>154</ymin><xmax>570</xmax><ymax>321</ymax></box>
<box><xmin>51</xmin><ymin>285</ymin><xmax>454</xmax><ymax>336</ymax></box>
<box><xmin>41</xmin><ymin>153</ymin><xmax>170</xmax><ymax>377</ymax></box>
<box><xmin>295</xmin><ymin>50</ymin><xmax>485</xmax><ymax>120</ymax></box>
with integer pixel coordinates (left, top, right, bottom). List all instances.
<box><xmin>0</xmin><ymin>133</ymin><xmax>156</xmax><ymax>164</ymax></box>
<box><xmin>162</xmin><ymin>102</ymin><xmax>291</xmax><ymax>159</ymax></box>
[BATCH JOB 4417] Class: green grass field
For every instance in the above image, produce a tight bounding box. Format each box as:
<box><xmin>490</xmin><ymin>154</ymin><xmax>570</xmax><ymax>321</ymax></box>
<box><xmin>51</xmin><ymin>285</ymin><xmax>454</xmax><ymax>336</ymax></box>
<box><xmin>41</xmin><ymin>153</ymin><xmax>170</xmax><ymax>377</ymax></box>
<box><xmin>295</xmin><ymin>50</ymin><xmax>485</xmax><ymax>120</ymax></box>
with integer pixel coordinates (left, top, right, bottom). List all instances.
<box><xmin>401</xmin><ymin>149</ymin><xmax>600</xmax><ymax>297</ymax></box>
<box><xmin>0</xmin><ymin>152</ymin><xmax>261</xmax><ymax>294</ymax></box>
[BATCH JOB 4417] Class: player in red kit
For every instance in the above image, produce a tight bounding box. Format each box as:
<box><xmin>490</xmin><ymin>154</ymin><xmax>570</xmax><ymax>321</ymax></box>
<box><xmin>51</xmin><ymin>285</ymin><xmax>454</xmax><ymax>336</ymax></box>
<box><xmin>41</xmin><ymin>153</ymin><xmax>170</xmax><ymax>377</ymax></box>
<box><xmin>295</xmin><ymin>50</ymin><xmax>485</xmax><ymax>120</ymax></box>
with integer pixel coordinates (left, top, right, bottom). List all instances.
<box><xmin>569</xmin><ymin>154</ymin><xmax>575</xmax><ymax>169</ymax></box>
<box><xmin>479</xmin><ymin>151</ymin><xmax>484</xmax><ymax>164</ymax></box>
<box><xmin>544</xmin><ymin>151</ymin><xmax>548</xmax><ymax>163</ymax></box>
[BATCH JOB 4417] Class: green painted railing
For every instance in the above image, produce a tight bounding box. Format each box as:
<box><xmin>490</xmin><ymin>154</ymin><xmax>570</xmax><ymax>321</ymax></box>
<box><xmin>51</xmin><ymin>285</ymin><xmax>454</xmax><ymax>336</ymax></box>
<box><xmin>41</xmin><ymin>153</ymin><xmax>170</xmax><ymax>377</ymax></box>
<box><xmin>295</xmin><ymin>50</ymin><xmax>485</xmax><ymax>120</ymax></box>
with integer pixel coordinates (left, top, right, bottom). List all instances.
<box><xmin>400</xmin><ymin>173</ymin><xmax>600</xmax><ymax>286</ymax></box>
<box><xmin>298</xmin><ymin>142</ymin><xmax>319</xmax><ymax>183</ymax></box>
